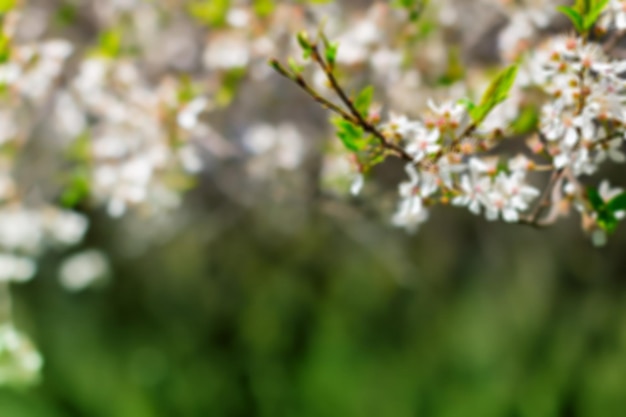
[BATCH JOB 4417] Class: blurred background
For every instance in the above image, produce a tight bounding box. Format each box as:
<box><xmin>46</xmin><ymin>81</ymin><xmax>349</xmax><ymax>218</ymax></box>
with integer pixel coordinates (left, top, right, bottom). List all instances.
<box><xmin>2</xmin><ymin>0</ymin><xmax>626</xmax><ymax>416</ymax></box>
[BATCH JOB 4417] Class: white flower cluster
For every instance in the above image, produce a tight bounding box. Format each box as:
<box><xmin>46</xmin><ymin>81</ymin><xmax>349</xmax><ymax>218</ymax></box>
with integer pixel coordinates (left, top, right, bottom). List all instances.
<box><xmin>66</xmin><ymin>57</ymin><xmax>208</xmax><ymax>217</ymax></box>
<box><xmin>532</xmin><ymin>36</ymin><xmax>626</xmax><ymax>174</ymax></box>
<box><xmin>305</xmin><ymin>2</ymin><xmax>624</xmax><ymax>242</ymax></box>
<box><xmin>0</xmin><ymin>207</ymin><xmax>87</xmax><ymax>283</ymax></box>
<box><xmin>381</xmin><ymin>100</ymin><xmax>540</xmax><ymax>233</ymax></box>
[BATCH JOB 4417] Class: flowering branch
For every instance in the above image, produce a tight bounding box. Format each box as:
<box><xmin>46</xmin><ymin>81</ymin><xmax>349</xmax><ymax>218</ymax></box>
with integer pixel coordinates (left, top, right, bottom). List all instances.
<box><xmin>271</xmin><ymin>0</ymin><xmax>626</xmax><ymax>246</ymax></box>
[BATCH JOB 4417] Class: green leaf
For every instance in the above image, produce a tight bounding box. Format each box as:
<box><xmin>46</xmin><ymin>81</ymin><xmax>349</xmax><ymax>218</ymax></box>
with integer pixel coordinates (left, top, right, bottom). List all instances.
<box><xmin>587</xmin><ymin>186</ymin><xmax>620</xmax><ymax>233</ymax></box>
<box><xmin>55</xmin><ymin>2</ymin><xmax>78</xmax><ymax>26</ymax></box>
<box><xmin>512</xmin><ymin>105</ymin><xmax>539</xmax><ymax>135</ymax></box>
<box><xmin>584</xmin><ymin>0</ymin><xmax>610</xmax><ymax>29</ymax></box>
<box><xmin>392</xmin><ymin>0</ymin><xmax>429</xmax><ymax>21</ymax></box>
<box><xmin>187</xmin><ymin>0</ymin><xmax>230</xmax><ymax>27</ymax></box>
<box><xmin>287</xmin><ymin>57</ymin><xmax>304</xmax><ymax>75</ymax></box>
<box><xmin>61</xmin><ymin>169</ymin><xmax>91</xmax><ymax>208</ymax></box>
<box><xmin>469</xmin><ymin>64</ymin><xmax>518</xmax><ymax>124</ymax></box>
<box><xmin>325</xmin><ymin>42</ymin><xmax>339</xmax><ymax>66</ymax></box>
<box><xmin>96</xmin><ymin>28</ymin><xmax>123</xmax><ymax>58</ymax></box>
<box><xmin>437</xmin><ymin>46</ymin><xmax>464</xmax><ymax>86</ymax></box>
<box><xmin>353</xmin><ymin>86</ymin><xmax>374</xmax><ymax>118</ymax></box>
<box><xmin>457</xmin><ymin>98</ymin><xmax>475</xmax><ymax>113</ymax></box>
<box><xmin>215</xmin><ymin>67</ymin><xmax>246</xmax><ymax>106</ymax></box>
<box><xmin>0</xmin><ymin>33</ymin><xmax>11</xmax><ymax>64</ymax></box>
<box><xmin>0</xmin><ymin>0</ymin><xmax>15</xmax><ymax>16</ymax></box>
<box><xmin>253</xmin><ymin>0</ymin><xmax>275</xmax><ymax>17</ymax></box>
<box><xmin>575</xmin><ymin>0</ymin><xmax>592</xmax><ymax>14</ymax></box>
<box><xmin>608</xmin><ymin>192</ymin><xmax>626</xmax><ymax>212</ymax></box>
<box><xmin>332</xmin><ymin>117</ymin><xmax>366</xmax><ymax>152</ymax></box>
<box><xmin>587</xmin><ymin>186</ymin><xmax>605</xmax><ymax>211</ymax></box>
<box><xmin>557</xmin><ymin>6</ymin><xmax>584</xmax><ymax>33</ymax></box>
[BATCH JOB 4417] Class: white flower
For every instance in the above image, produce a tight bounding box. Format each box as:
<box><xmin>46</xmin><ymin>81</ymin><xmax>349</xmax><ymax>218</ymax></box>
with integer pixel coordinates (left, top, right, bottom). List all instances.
<box><xmin>404</xmin><ymin>127</ymin><xmax>440</xmax><ymax>162</ymax></box>
<box><xmin>0</xmin><ymin>255</ymin><xmax>36</xmax><ymax>283</ymax></box>
<box><xmin>595</xmin><ymin>138</ymin><xmax>626</xmax><ymax>164</ymax></box>
<box><xmin>452</xmin><ymin>174</ymin><xmax>492</xmax><ymax>215</ymax></box>
<box><xmin>392</xmin><ymin>164</ymin><xmax>429</xmax><ymax>232</ymax></box>
<box><xmin>483</xmin><ymin>171</ymin><xmax>540</xmax><ymax>222</ymax></box>
<box><xmin>392</xmin><ymin>195</ymin><xmax>429</xmax><ymax>233</ymax></box>
<box><xmin>59</xmin><ymin>250</ymin><xmax>109</xmax><ymax>292</ymax></box>
<box><xmin>350</xmin><ymin>173</ymin><xmax>364</xmax><ymax>196</ymax></box>
<box><xmin>177</xmin><ymin>97</ymin><xmax>209</xmax><ymax>130</ymax></box>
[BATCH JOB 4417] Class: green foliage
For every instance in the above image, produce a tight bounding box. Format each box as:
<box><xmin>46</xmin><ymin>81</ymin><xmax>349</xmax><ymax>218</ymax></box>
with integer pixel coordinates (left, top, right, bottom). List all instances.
<box><xmin>8</xmin><ymin>207</ymin><xmax>626</xmax><ymax>416</ymax></box>
<box><xmin>587</xmin><ymin>186</ymin><xmax>626</xmax><ymax>234</ymax></box>
<box><xmin>557</xmin><ymin>5</ymin><xmax>585</xmax><ymax>33</ymax></box>
<box><xmin>297</xmin><ymin>31</ymin><xmax>313</xmax><ymax>60</ymax></box>
<box><xmin>55</xmin><ymin>2</ymin><xmax>78</xmax><ymax>26</ymax></box>
<box><xmin>287</xmin><ymin>57</ymin><xmax>304</xmax><ymax>75</ymax></box>
<box><xmin>512</xmin><ymin>105</ymin><xmax>540</xmax><ymax>135</ymax></box>
<box><xmin>215</xmin><ymin>67</ymin><xmax>246</xmax><ymax>106</ymax></box>
<box><xmin>0</xmin><ymin>0</ymin><xmax>15</xmax><ymax>16</ymax></box>
<box><xmin>176</xmin><ymin>75</ymin><xmax>198</xmax><ymax>105</ymax></box>
<box><xmin>61</xmin><ymin>132</ymin><xmax>92</xmax><ymax>208</ymax></box>
<box><xmin>353</xmin><ymin>86</ymin><xmax>374</xmax><ymax>118</ymax></box>
<box><xmin>392</xmin><ymin>0</ymin><xmax>429</xmax><ymax>21</ymax></box>
<box><xmin>332</xmin><ymin>117</ymin><xmax>367</xmax><ymax>152</ymax></box>
<box><xmin>253</xmin><ymin>0</ymin><xmax>275</xmax><ymax>17</ymax></box>
<box><xmin>468</xmin><ymin>65</ymin><xmax>518</xmax><ymax>124</ymax></box>
<box><xmin>437</xmin><ymin>46</ymin><xmax>464</xmax><ymax>86</ymax></box>
<box><xmin>60</xmin><ymin>169</ymin><xmax>91</xmax><ymax>208</ymax></box>
<box><xmin>0</xmin><ymin>33</ymin><xmax>10</xmax><ymax>64</ymax></box>
<box><xmin>187</xmin><ymin>0</ymin><xmax>230</xmax><ymax>27</ymax></box>
<box><xmin>325</xmin><ymin>42</ymin><xmax>339</xmax><ymax>67</ymax></box>
<box><xmin>95</xmin><ymin>28</ymin><xmax>123</xmax><ymax>58</ymax></box>
<box><xmin>557</xmin><ymin>0</ymin><xmax>609</xmax><ymax>33</ymax></box>
<box><xmin>607</xmin><ymin>192</ymin><xmax>626</xmax><ymax>212</ymax></box>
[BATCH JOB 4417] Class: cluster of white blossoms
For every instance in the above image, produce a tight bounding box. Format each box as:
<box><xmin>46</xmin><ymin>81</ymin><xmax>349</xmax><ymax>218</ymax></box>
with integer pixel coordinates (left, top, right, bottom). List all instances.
<box><xmin>531</xmin><ymin>37</ymin><xmax>625</xmax><ymax>174</ymax></box>
<box><xmin>384</xmin><ymin>25</ymin><xmax>626</xmax><ymax>235</ymax></box>
<box><xmin>381</xmin><ymin>100</ymin><xmax>541</xmax><ymax>232</ymax></box>
<box><xmin>65</xmin><ymin>57</ymin><xmax>207</xmax><ymax>217</ymax></box>
<box><xmin>274</xmin><ymin>0</ymin><xmax>626</xmax><ymax>244</ymax></box>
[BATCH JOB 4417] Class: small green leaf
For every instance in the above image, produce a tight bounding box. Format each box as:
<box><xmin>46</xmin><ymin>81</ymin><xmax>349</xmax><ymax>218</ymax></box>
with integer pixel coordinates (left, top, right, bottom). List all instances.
<box><xmin>297</xmin><ymin>31</ymin><xmax>309</xmax><ymax>48</ymax></box>
<box><xmin>96</xmin><ymin>28</ymin><xmax>123</xmax><ymax>58</ymax></box>
<box><xmin>557</xmin><ymin>5</ymin><xmax>585</xmax><ymax>33</ymax></box>
<box><xmin>584</xmin><ymin>0</ymin><xmax>610</xmax><ymax>29</ymax></box>
<box><xmin>457</xmin><ymin>98</ymin><xmax>475</xmax><ymax>112</ymax></box>
<box><xmin>470</xmin><ymin>64</ymin><xmax>518</xmax><ymax>124</ymax></box>
<box><xmin>0</xmin><ymin>33</ymin><xmax>11</xmax><ymax>64</ymax></box>
<box><xmin>353</xmin><ymin>86</ymin><xmax>374</xmax><ymax>117</ymax></box>
<box><xmin>608</xmin><ymin>192</ymin><xmax>626</xmax><ymax>212</ymax></box>
<box><xmin>253</xmin><ymin>0</ymin><xmax>275</xmax><ymax>17</ymax></box>
<box><xmin>187</xmin><ymin>0</ymin><xmax>230</xmax><ymax>27</ymax></box>
<box><xmin>215</xmin><ymin>67</ymin><xmax>246</xmax><ymax>106</ymax></box>
<box><xmin>287</xmin><ymin>57</ymin><xmax>304</xmax><ymax>75</ymax></box>
<box><xmin>0</xmin><ymin>0</ymin><xmax>16</xmax><ymax>16</ymax></box>
<box><xmin>587</xmin><ymin>186</ymin><xmax>605</xmax><ymax>211</ymax></box>
<box><xmin>332</xmin><ymin>117</ymin><xmax>366</xmax><ymax>152</ymax></box>
<box><xmin>512</xmin><ymin>105</ymin><xmax>539</xmax><ymax>135</ymax></box>
<box><xmin>575</xmin><ymin>0</ymin><xmax>592</xmax><ymax>14</ymax></box>
<box><xmin>61</xmin><ymin>169</ymin><xmax>91</xmax><ymax>208</ymax></box>
<box><xmin>587</xmin><ymin>186</ymin><xmax>621</xmax><ymax>233</ymax></box>
<box><xmin>325</xmin><ymin>42</ymin><xmax>339</xmax><ymax>66</ymax></box>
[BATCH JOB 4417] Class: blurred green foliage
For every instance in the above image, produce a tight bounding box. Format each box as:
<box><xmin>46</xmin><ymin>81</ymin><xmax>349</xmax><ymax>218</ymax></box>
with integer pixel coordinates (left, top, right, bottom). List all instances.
<box><xmin>1</xmin><ymin>202</ymin><xmax>626</xmax><ymax>417</ymax></box>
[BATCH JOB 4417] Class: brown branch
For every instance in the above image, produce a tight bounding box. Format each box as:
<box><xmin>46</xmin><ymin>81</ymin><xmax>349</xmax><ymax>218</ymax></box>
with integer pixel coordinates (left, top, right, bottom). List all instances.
<box><xmin>269</xmin><ymin>59</ymin><xmax>359</xmax><ymax>125</ymax></box>
<box><xmin>308</xmin><ymin>46</ymin><xmax>415</xmax><ymax>162</ymax></box>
